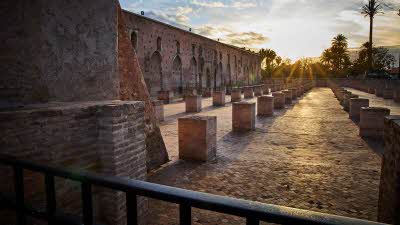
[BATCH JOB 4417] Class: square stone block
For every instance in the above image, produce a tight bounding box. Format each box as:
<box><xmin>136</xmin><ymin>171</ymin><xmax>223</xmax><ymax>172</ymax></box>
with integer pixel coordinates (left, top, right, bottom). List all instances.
<box><xmin>394</xmin><ymin>90</ymin><xmax>400</xmax><ymax>103</ymax></box>
<box><xmin>349</xmin><ymin>98</ymin><xmax>369</xmax><ymax>121</ymax></box>
<box><xmin>213</xmin><ymin>91</ymin><xmax>226</xmax><ymax>106</ymax></box>
<box><xmin>185</xmin><ymin>95</ymin><xmax>202</xmax><ymax>113</ymax></box>
<box><xmin>383</xmin><ymin>89</ymin><xmax>393</xmax><ymax>99</ymax></box>
<box><xmin>178</xmin><ymin>116</ymin><xmax>217</xmax><ymax>161</ymax></box>
<box><xmin>359</xmin><ymin>107</ymin><xmax>390</xmax><ymax>138</ymax></box>
<box><xmin>158</xmin><ymin>91</ymin><xmax>173</xmax><ymax>104</ymax></box>
<box><xmin>272</xmin><ymin>92</ymin><xmax>285</xmax><ymax>109</ymax></box>
<box><xmin>202</xmin><ymin>88</ymin><xmax>213</xmax><ymax>97</ymax></box>
<box><xmin>243</xmin><ymin>86</ymin><xmax>254</xmax><ymax>99</ymax></box>
<box><xmin>368</xmin><ymin>88</ymin><xmax>375</xmax><ymax>94</ymax></box>
<box><xmin>289</xmin><ymin>88</ymin><xmax>297</xmax><ymax>99</ymax></box>
<box><xmin>254</xmin><ymin>85</ymin><xmax>263</xmax><ymax>96</ymax></box>
<box><xmin>231</xmin><ymin>89</ymin><xmax>242</xmax><ymax>102</ymax></box>
<box><xmin>343</xmin><ymin>93</ymin><xmax>358</xmax><ymax>112</ymax></box>
<box><xmin>282</xmin><ymin>90</ymin><xmax>292</xmax><ymax>104</ymax></box>
<box><xmin>152</xmin><ymin>100</ymin><xmax>164</xmax><ymax>122</ymax></box>
<box><xmin>232</xmin><ymin>102</ymin><xmax>256</xmax><ymax>131</ymax></box>
<box><xmin>375</xmin><ymin>88</ymin><xmax>383</xmax><ymax>97</ymax></box>
<box><xmin>257</xmin><ymin>96</ymin><xmax>274</xmax><ymax>116</ymax></box>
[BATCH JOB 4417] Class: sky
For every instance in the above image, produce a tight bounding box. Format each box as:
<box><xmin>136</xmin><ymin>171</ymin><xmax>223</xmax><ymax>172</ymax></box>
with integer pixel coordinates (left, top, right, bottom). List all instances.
<box><xmin>120</xmin><ymin>0</ymin><xmax>400</xmax><ymax>61</ymax></box>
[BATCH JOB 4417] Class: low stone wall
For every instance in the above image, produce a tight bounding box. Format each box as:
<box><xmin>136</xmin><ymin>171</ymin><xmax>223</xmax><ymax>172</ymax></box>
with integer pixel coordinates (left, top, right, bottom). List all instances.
<box><xmin>0</xmin><ymin>101</ymin><xmax>147</xmax><ymax>225</ymax></box>
<box><xmin>378</xmin><ymin>116</ymin><xmax>400</xmax><ymax>224</ymax></box>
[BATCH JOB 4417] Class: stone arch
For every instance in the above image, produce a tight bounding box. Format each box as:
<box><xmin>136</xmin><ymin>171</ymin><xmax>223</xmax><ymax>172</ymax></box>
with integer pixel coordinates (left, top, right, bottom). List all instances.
<box><xmin>189</xmin><ymin>57</ymin><xmax>197</xmax><ymax>87</ymax></box>
<box><xmin>172</xmin><ymin>55</ymin><xmax>183</xmax><ymax>93</ymax></box>
<box><xmin>148</xmin><ymin>51</ymin><xmax>162</xmax><ymax>96</ymax></box>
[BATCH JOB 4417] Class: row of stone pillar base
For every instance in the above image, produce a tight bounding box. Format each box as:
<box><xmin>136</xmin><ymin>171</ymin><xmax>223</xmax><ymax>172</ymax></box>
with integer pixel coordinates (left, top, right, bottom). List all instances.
<box><xmin>178</xmin><ymin>82</ymin><xmax>314</xmax><ymax>162</ymax></box>
<box><xmin>332</xmin><ymin>85</ymin><xmax>400</xmax><ymax>224</ymax></box>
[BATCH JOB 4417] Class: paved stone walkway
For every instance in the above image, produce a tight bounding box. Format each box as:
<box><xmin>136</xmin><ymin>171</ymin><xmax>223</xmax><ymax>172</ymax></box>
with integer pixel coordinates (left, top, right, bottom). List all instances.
<box><xmin>147</xmin><ymin>88</ymin><xmax>382</xmax><ymax>225</ymax></box>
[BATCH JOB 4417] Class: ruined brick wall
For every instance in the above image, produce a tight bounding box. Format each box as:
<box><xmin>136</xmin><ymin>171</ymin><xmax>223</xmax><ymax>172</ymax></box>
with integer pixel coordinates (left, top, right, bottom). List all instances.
<box><xmin>117</xmin><ymin>5</ymin><xmax>169</xmax><ymax>171</ymax></box>
<box><xmin>0</xmin><ymin>101</ymin><xmax>147</xmax><ymax>225</ymax></box>
<box><xmin>122</xmin><ymin>10</ymin><xmax>262</xmax><ymax>96</ymax></box>
<box><xmin>378</xmin><ymin>116</ymin><xmax>400</xmax><ymax>224</ymax></box>
<box><xmin>0</xmin><ymin>0</ymin><xmax>119</xmax><ymax>103</ymax></box>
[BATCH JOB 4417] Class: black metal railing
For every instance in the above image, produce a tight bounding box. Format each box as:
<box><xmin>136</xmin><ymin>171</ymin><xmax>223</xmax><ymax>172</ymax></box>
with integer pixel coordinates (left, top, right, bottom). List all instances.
<box><xmin>0</xmin><ymin>154</ymin><xmax>388</xmax><ymax>225</ymax></box>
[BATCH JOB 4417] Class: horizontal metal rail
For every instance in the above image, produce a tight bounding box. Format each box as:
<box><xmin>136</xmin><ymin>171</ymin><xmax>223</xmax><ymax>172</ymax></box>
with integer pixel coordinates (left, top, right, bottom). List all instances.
<box><xmin>0</xmin><ymin>154</ymin><xmax>387</xmax><ymax>225</ymax></box>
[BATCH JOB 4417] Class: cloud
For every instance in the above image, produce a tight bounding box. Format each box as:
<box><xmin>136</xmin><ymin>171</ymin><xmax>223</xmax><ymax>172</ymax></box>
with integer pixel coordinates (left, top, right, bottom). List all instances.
<box><xmin>224</xmin><ymin>32</ymin><xmax>270</xmax><ymax>46</ymax></box>
<box><xmin>191</xmin><ymin>0</ymin><xmax>256</xmax><ymax>9</ymax></box>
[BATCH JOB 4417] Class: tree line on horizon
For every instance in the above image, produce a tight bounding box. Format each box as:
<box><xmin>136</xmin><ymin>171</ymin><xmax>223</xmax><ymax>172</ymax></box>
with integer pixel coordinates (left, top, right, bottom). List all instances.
<box><xmin>258</xmin><ymin>0</ymin><xmax>399</xmax><ymax>80</ymax></box>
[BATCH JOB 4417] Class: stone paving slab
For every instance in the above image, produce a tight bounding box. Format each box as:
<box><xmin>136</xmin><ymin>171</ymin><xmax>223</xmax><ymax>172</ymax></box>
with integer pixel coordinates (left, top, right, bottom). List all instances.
<box><xmin>147</xmin><ymin>88</ymin><xmax>382</xmax><ymax>224</ymax></box>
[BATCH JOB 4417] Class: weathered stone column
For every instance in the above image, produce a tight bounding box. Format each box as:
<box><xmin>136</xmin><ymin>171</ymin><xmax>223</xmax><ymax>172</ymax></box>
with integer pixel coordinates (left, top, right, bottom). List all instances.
<box><xmin>152</xmin><ymin>100</ymin><xmax>164</xmax><ymax>122</ymax></box>
<box><xmin>185</xmin><ymin>95</ymin><xmax>202</xmax><ymax>113</ymax></box>
<box><xmin>243</xmin><ymin>86</ymin><xmax>254</xmax><ymax>99</ymax></box>
<box><xmin>263</xmin><ymin>85</ymin><xmax>270</xmax><ymax>95</ymax></box>
<box><xmin>231</xmin><ymin>88</ymin><xmax>242</xmax><ymax>102</ymax></box>
<box><xmin>289</xmin><ymin>88</ymin><xmax>297</xmax><ymax>100</ymax></box>
<box><xmin>178</xmin><ymin>116</ymin><xmax>217</xmax><ymax>161</ymax></box>
<box><xmin>368</xmin><ymin>87</ymin><xmax>375</xmax><ymax>94</ymax></box>
<box><xmin>202</xmin><ymin>87</ymin><xmax>213</xmax><ymax>97</ymax></box>
<box><xmin>213</xmin><ymin>91</ymin><xmax>226</xmax><ymax>106</ymax></box>
<box><xmin>359</xmin><ymin>107</ymin><xmax>390</xmax><ymax>138</ymax></box>
<box><xmin>378</xmin><ymin>116</ymin><xmax>400</xmax><ymax>224</ymax></box>
<box><xmin>375</xmin><ymin>88</ymin><xmax>384</xmax><ymax>97</ymax></box>
<box><xmin>349</xmin><ymin>98</ymin><xmax>369</xmax><ymax>121</ymax></box>
<box><xmin>282</xmin><ymin>90</ymin><xmax>293</xmax><ymax>104</ymax></box>
<box><xmin>272</xmin><ymin>92</ymin><xmax>285</xmax><ymax>109</ymax></box>
<box><xmin>343</xmin><ymin>93</ymin><xmax>358</xmax><ymax>112</ymax></box>
<box><xmin>232</xmin><ymin>102</ymin><xmax>256</xmax><ymax>131</ymax></box>
<box><xmin>254</xmin><ymin>85</ymin><xmax>263</xmax><ymax>96</ymax></box>
<box><xmin>257</xmin><ymin>96</ymin><xmax>274</xmax><ymax>117</ymax></box>
<box><xmin>158</xmin><ymin>90</ymin><xmax>173</xmax><ymax>104</ymax></box>
<box><xmin>394</xmin><ymin>89</ymin><xmax>400</xmax><ymax>103</ymax></box>
<box><xmin>383</xmin><ymin>88</ymin><xmax>394</xmax><ymax>99</ymax></box>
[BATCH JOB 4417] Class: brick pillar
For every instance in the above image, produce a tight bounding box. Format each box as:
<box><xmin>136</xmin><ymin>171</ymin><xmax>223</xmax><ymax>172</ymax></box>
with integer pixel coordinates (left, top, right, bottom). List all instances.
<box><xmin>257</xmin><ymin>96</ymin><xmax>274</xmax><ymax>117</ymax></box>
<box><xmin>289</xmin><ymin>88</ymin><xmax>297</xmax><ymax>100</ymax></box>
<box><xmin>254</xmin><ymin>85</ymin><xmax>263</xmax><ymax>96</ymax></box>
<box><xmin>231</xmin><ymin>88</ymin><xmax>242</xmax><ymax>103</ymax></box>
<box><xmin>349</xmin><ymin>98</ymin><xmax>369</xmax><ymax>121</ymax></box>
<box><xmin>359</xmin><ymin>107</ymin><xmax>390</xmax><ymax>138</ymax></box>
<box><xmin>243</xmin><ymin>86</ymin><xmax>254</xmax><ymax>99</ymax></box>
<box><xmin>282</xmin><ymin>90</ymin><xmax>292</xmax><ymax>104</ymax></box>
<box><xmin>394</xmin><ymin>89</ymin><xmax>400</xmax><ymax>103</ymax></box>
<box><xmin>232</xmin><ymin>102</ymin><xmax>256</xmax><ymax>131</ymax></box>
<box><xmin>178</xmin><ymin>116</ymin><xmax>217</xmax><ymax>161</ymax></box>
<box><xmin>158</xmin><ymin>90</ymin><xmax>173</xmax><ymax>104</ymax></box>
<box><xmin>272</xmin><ymin>92</ymin><xmax>285</xmax><ymax>109</ymax></box>
<box><xmin>378</xmin><ymin>116</ymin><xmax>400</xmax><ymax>224</ymax></box>
<box><xmin>213</xmin><ymin>91</ymin><xmax>226</xmax><ymax>106</ymax></box>
<box><xmin>186</xmin><ymin>95</ymin><xmax>202</xmax><ymax>112</ymax></box>
<box><xmin>152</xmin><ymin>100</ymin><xmax>164</xmax><ymax>122</ymax></box>
<box><xmin>97</xmin><ymin>102</ymin><xmax>147</xmax><ymax>225</ymax></box>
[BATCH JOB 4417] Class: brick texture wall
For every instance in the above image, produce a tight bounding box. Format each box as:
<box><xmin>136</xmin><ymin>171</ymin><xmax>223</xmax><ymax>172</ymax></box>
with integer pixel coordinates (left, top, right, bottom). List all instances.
<box><xmin>378</xmin><ymin>116</ymin><xmax>400</xmax><ymax>224</ymax></box>
<box><xmin>117</xmin><ymin>4</ymin><xmax>169</xmax><ymax>171</ymax></box>
<box><xmin>0</xmin><ymin>101</ymin><xmax>147</xmax><ymax>225</ymax></box>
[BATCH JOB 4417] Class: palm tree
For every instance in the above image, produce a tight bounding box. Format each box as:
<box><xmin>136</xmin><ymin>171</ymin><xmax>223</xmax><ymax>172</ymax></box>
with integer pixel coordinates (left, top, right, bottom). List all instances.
<box><xmin>361</xmin><ymin>0</ymin><xmax>383</xmax><ymax>71</ymax></box>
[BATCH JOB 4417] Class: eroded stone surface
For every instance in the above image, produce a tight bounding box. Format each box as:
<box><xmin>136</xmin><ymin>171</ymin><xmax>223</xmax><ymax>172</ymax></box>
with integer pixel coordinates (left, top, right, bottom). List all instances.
<box><xmin>148</xmin><ymin>88</ymin><xmax>382</xmax><ymax>224</ymax></box>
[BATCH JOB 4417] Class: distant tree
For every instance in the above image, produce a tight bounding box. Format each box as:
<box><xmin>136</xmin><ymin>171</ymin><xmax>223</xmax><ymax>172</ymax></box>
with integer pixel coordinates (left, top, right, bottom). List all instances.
<box><xmin>259</xmin><ymin>48</ymin><xmax>277</xmax><ymax>79</ymax></box>
<box><xmin>361</xmin><ymin>0</ymin><xmax>384</xmax><ymax>71</ymax></box>
<box><xmin>350</xmin><ymin>42</ymin><xmax>395</xmax><ymax>75</ymax></box>
<box><xmin>320</xmin><ymin>34</ymin><xmax>351</xmax><ymax>76</ymax></box>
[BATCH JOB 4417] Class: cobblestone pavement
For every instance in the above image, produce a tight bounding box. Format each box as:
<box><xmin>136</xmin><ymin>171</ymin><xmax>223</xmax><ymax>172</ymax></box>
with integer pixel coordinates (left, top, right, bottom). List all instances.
<box><xmin>345</xmin><ymin>88</ymin><xmax>400</xmax><ymax>115</ymax></box>
<box><xmin>146</xmin><ymin>88</ymin><xmax>382</xmax><ymax>225</ymax></box>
